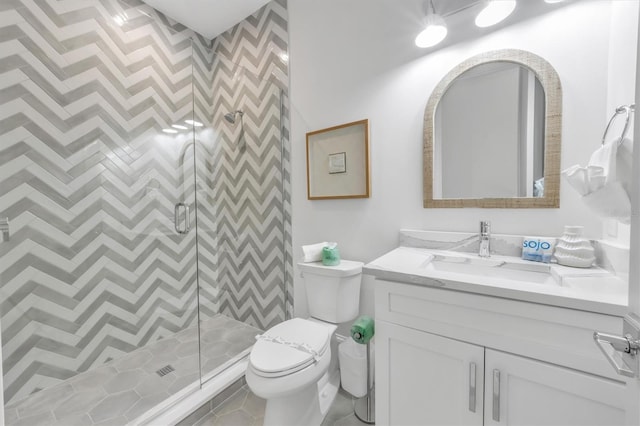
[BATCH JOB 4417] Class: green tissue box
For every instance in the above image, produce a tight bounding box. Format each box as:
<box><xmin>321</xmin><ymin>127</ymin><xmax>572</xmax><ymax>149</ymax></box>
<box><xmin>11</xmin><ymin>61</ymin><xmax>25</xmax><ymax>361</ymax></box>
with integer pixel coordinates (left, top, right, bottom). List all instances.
<box><xmin>321</xmin><ymin>245</ymin><xmax>340</xmax><ymax>266</ymax></box>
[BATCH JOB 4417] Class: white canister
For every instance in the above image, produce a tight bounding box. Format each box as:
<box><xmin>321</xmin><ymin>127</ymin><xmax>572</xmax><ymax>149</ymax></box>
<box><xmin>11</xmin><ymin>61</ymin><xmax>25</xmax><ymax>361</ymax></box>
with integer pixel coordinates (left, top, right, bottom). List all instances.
<box><xmin>554</xmin><ymin>226</ymin><xmax>595</xmax><ymax>268</ymax></box>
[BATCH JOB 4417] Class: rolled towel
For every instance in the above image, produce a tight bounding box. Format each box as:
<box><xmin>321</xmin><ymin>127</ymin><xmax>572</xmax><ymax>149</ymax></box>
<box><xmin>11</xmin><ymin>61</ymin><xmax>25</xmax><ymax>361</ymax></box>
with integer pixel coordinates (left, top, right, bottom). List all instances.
<box><xmin>301</xmin><ymin>242</ymin><xmax>328</xmax><ymax>263</ymax></box>
<box><xmin>351</xmin><ymin>315</ymin><xmax>375</xmax><ymax>344</ymax></box>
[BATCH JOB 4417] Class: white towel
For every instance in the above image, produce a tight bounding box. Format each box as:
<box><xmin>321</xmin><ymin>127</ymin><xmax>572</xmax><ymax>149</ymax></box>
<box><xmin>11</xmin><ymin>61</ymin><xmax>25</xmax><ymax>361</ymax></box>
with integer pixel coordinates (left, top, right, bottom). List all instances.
<box><xmin>563</xmin><ymin>139</ymin><xmax>618</xmax><ymax>194</ymax></box>
<box><xmin>616</xmin><ymin>137</ymin><xmax>633</xmax><ymax>197</ymax></box>
<box><xmin>301</xmin><ymin>242</ymin><xmax>328</xmax><ymax>263</ymax></box>
<box><xmin>562</xmin><ymin>138</ymin><xmax>632</xmax><ymax>221</ymax></box>
<box><xmin>582</xmin><ymin>181</ymin><xmax>631</xmax><ymax>224</ymax></box>
<box><xmin>562</xmin><ymin>165</ymin><xmax>591</xmax><ymax>196</ymax></box>
<box><xmin>590</xmin><ymin>138</ymin><xmax>618</xmax><ymax>188</ymax></box>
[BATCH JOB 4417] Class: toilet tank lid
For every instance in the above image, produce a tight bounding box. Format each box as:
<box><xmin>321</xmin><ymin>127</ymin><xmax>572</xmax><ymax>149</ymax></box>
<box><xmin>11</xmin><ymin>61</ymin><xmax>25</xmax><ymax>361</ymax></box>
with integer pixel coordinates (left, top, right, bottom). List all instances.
<box><xmin>297</xmin><ymin>260</ymin><xmax>363</xmax><ymax>277</ymax></box>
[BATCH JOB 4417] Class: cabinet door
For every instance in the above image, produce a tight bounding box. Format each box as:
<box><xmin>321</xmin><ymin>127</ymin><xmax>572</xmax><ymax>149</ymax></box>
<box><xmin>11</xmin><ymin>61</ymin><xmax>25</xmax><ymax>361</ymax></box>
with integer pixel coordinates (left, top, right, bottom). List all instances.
<box><xmin>484</xmin><ymin>349</ymin><xmax>627</xmax><ymax>425</ymax></box>
<box><xmin>376</xmin><ymin>320</ymin><xmax>484</xmax><ymax>426</ymax></box>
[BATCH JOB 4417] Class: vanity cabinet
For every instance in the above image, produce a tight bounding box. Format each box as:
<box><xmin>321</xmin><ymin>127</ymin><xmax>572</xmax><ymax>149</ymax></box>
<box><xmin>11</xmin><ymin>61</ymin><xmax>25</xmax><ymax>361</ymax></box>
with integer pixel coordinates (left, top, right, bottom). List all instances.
<box><xmin>483</xmin><ymin>348</ymin><xmax>625</xmax><ymax>426</ymax></box>
<box><xmin>375</xmin><ymin>279</ymin><xmax>629</xmax><ymax>426</ymax></box>
<box><xmin>377</xmin><ymin>321</ymin><xmax>484</xmax><ymax>425</ymax></box>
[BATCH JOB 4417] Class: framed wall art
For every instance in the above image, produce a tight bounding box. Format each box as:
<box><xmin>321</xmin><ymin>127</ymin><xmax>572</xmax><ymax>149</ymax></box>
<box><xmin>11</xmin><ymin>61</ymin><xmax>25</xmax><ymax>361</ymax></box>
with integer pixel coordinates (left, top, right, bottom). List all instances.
<box><xmin>306</xmin><ymin>119</ymin><xmax>370</xmax><ymax>200</ymax></box>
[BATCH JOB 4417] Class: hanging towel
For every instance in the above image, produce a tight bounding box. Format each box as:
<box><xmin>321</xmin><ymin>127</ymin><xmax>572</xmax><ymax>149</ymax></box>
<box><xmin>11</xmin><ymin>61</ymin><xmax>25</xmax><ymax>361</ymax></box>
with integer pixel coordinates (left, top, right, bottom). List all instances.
<box><xmin>562</xmin><ymin>138</ymin><xmax>632</xmax><ymax>221</ymax></box>
<box><xmin>582</xmin><ymin>181</ymin><xmax>631</xmax><ymax>224</ymax></box>
<box><xmin>616</xmin><ymin>137</ymin><xmax>633</xmax><ymax>197</ymax></box>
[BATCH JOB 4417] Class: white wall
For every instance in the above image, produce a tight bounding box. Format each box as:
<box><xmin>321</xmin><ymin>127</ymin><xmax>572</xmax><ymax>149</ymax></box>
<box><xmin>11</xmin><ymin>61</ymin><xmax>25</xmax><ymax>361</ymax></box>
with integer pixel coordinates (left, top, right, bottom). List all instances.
<box><xmin>288</xmin><ymin>1</ymin><xmax>638</xmax><ymax>318</ymax></box>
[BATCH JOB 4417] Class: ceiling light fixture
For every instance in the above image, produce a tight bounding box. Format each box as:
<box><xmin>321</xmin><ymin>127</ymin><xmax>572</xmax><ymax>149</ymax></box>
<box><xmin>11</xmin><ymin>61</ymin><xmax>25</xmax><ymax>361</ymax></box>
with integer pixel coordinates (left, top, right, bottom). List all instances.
<box><xmin>475</xmin><ymin>0</ymin><xmax>517</xmax><ymax>28</ymax></box>
<box><xmin>544</xmin><ymin>0</ymin><xmax>565</xmax><ymax>3</ymax></box>
<box><xmin>172</xmin><ymin>124</ymin><xmax>188</xmax><ymax>130</ymax></box>
<box><xmin>162</xmin><ymin>129</ymin><xmax>178</xmax><ymax>134</ymax></box>
<box><xmin>415</xmin><ymin>0</ymin><xmax>448</xmax><ymax>48</ymax></box>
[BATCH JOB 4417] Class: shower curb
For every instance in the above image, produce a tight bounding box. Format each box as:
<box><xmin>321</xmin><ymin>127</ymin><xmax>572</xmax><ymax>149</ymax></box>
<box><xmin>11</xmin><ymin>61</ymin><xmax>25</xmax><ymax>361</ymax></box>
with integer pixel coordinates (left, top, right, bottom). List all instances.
<box><xmin>175</xmin><ymin>377</ymin><xmax>247</xmax><ymax>426</ymax></box>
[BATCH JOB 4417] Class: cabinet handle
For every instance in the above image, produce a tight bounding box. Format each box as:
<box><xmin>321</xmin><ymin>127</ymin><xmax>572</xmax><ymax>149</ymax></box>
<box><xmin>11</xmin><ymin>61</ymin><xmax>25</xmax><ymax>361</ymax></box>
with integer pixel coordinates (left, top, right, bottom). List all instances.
<box><xmin>468</xmin><ymin>362</ymin><xmax>476</xmax><ymax>413</ymax></box>
<box><xmin>492</xmin><ymin>369</ymin><xmax>501</xmax><ymax>422</ymax></box>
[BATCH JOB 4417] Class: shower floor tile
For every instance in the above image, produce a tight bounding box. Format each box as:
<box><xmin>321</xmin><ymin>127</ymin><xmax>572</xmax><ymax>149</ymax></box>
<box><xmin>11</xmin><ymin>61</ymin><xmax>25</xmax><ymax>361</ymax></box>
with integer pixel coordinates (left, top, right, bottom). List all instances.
<box><xmin>5</xmin><ymin>314</ymin><xmax>261</xmax><ymax>426</ymax></box>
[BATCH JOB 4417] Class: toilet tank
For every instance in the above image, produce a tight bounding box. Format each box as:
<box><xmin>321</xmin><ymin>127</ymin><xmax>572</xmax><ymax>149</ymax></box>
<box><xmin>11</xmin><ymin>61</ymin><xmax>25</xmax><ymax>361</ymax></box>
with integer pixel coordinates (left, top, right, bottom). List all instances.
<box><xmin>298</xmin><ymin>260</ymin><xmax>363</xmax><ymax>323</ymax></box>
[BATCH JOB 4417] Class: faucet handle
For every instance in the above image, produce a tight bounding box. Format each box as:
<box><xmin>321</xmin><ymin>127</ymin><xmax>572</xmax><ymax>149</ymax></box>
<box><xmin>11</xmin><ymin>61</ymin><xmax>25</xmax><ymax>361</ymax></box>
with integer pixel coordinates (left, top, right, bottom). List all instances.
<box><xmin>480</xmin><ymin>220</ymin><xmax>491</xmax><ymax>235</ymax></box>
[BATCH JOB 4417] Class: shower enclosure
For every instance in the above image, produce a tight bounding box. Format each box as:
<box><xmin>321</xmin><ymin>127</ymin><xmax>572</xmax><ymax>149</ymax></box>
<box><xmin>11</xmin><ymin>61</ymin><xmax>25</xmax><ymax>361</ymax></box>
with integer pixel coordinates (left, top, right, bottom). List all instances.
<box><xmin>0</xmin><ymin>1</ymin><xmax>287</xmax><ymax>424</ymax></box>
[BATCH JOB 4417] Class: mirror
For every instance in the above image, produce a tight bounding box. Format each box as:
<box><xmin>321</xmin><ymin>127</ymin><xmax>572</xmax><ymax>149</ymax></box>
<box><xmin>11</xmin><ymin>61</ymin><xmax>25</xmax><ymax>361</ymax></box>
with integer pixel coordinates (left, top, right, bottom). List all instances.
<box><xmin>424</xmin><ymin>49</ymin><xmax>562</xmax><ymax>208</ymax></box>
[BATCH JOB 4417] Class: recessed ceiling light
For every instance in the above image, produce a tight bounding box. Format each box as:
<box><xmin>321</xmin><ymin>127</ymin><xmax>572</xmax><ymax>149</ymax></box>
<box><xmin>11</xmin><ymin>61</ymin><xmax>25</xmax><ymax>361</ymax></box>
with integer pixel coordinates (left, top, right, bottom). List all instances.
<box><xmin>475</xmin><ymin>0</ymin><xmax>517</xmax><ymax>28</ymax></box>
<box><xmin>415</xmin><ymin>13</ymin><xmax>448</xmax><ymax>48</ymax></box>
<box><xmin>162</xmin><ymin>129</ymin><xmax>178</xmax><ymax>134</ymax></box>
<box><xmin>172</xmin><ymin>124</ymin><xmax>188</xmax><ymax>130</ymax></box>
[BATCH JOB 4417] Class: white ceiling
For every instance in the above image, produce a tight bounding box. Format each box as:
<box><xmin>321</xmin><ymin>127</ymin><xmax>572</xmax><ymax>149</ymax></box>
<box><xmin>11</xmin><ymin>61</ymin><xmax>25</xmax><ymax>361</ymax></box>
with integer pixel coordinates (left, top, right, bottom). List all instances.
<box><xmin>141</xmin><ymin>0</ymin><xmax>271</xmax><ymax>39</ymax></box>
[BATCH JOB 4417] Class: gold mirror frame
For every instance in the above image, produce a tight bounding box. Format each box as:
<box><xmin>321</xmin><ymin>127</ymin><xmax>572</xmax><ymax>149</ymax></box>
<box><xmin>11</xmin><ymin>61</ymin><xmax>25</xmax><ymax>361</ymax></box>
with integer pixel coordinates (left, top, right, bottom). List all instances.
<box><xmin>424</xmin><ymin>49</ymin><xmax>562</xmax><ymax>208</ymax></box>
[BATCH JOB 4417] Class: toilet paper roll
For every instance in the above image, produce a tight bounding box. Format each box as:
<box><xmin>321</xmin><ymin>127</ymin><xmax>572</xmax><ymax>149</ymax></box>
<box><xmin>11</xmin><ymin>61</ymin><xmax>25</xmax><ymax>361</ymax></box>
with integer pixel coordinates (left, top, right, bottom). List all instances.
<box><xmin>351</xmin><ymin>315</ymin><xmax>374</xmax><ymax>344</ymax></box>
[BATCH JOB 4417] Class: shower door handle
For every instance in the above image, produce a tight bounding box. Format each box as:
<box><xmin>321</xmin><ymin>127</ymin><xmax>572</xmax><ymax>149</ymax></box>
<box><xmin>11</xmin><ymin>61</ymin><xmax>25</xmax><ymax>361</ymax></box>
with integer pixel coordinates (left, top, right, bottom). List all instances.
<box><xmin>184</xmin><ymin>204</ymin><xmax>190</xmax><ymax>233</ymax></box>
<box><xmin>174</xmin><ymin>203</ymin><xmax>190</xmax><ymax>234</ymax></box>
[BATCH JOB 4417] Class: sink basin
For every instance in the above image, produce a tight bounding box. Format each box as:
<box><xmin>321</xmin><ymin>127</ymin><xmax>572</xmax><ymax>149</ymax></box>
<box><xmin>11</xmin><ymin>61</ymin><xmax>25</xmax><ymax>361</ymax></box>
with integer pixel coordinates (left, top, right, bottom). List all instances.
<box><xmin>421</xmin><ymin>252</ymin><xmax>557</xmax><ymax>285</ymax></box>
<box><xmin>363</xmin><ymin>245</ymin><xmax>627</xmax><ymax>316</ymax></box>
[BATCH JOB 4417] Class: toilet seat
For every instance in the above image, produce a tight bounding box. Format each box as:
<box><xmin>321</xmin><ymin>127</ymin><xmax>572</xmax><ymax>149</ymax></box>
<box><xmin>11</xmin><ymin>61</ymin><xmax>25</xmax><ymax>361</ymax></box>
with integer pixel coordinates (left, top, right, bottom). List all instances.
<box><xmin>250</xmin><ymin>318</ymin><xmax>331</xmax><ymax>378</ymax></box>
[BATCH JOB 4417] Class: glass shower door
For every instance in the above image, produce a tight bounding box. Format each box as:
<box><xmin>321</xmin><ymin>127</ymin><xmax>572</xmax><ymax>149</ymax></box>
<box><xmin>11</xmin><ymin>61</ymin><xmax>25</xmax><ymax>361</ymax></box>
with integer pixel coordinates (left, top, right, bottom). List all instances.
<box><xmin>0</xmin><ymin>10</ymin><xmax>203</xmax><ymax>423</ymax></box>
<box><xmin>195</xmin><ymin>54</ymin><xmax>286</xmax><ymax>383</ymax></box>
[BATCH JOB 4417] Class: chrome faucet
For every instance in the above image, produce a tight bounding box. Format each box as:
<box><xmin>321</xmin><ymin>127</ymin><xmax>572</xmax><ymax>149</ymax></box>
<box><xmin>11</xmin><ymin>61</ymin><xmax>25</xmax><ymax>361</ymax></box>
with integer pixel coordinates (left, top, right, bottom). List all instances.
<box><xmin>479</xmin><ymin>221</ymin><xmax>491</xmax><ymax>257</ymax></box>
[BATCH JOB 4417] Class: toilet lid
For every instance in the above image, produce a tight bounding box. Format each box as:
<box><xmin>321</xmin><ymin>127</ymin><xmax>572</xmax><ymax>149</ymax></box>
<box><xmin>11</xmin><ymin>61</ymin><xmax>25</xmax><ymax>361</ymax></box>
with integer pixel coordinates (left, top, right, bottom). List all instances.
<box><xmin>250</xmin><ymin>318</ymin><xmax>330</xmax><ymax>377</ymax></box>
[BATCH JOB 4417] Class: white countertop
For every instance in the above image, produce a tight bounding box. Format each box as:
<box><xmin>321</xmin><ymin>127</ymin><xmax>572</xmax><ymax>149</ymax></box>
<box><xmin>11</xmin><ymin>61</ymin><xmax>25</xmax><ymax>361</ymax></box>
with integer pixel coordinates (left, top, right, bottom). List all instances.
<box><xmin>364</xmin><ymin>246</ymin><xmax>628</xmax><ymax>317</ymax></box>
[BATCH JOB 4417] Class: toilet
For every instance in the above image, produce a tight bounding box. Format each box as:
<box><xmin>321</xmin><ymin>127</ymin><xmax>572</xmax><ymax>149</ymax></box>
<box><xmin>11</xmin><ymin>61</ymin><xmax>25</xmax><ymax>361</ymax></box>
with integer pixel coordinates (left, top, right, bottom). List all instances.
<box><xmin>246</xmin><ymin>260</ymin><xmax>363</xmax><ymax>426</ymax></box>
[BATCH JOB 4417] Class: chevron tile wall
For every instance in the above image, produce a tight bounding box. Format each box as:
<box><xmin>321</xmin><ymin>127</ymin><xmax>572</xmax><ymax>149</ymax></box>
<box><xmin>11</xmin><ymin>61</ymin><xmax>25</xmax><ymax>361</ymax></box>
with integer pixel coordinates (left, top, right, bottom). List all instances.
<box><xmin>0</xmin><ymin>0</ymin><xmax>290</xmax><ymax>404</ymax></box>
<box><xmin>209</xmin><ymin>0</ymin><xmax>291</xmax><ymax>330</ymax></box>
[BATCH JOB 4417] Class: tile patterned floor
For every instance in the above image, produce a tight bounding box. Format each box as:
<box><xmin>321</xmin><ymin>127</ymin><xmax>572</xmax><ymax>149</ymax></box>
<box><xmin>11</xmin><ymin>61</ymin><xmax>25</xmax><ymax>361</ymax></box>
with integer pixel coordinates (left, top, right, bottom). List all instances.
<box><xmin>4</xmin><ymin>315</ymin><xmax>261</xmax><ymax>426</ymax></box>
<box><xmin>193</xmin><ymin>384</ymin><xmax>370</xmax><ymax>426</ymax></box>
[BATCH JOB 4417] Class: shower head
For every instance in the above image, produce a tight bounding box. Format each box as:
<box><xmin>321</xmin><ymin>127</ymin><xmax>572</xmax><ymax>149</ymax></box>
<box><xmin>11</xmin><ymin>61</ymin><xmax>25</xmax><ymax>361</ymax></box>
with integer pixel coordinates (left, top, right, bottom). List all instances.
<box><xmin>224</xmin><ymin>110</ymin><xmax>244</xmax><ymax>124</ymax></box>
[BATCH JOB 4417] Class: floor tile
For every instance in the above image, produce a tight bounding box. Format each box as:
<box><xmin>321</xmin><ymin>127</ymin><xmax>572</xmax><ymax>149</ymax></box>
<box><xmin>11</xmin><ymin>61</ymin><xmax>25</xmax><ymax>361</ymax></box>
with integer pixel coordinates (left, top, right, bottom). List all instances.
<box><xmin>4</xmin><ymin>315</ymin><xmax>260</xmax><ymax>426</ymax></box>
<box><xmin>88</xmin><ymin>390</ymin><xmax>140</xmax><ymax>424</ymax></box>
<box><xmin>103</xmin><ymin>369</ymin><xmax>146</xmax><ymax>394</ymax></box>
<box><xmin>53</xmin><ymin>387</ymin><xmax>107</xmax><ymax>419</ymax></box>
<box><xmin>213</xmin><ymin>409</ymin><xmax>254</xmax><ymax>426</ymax></box>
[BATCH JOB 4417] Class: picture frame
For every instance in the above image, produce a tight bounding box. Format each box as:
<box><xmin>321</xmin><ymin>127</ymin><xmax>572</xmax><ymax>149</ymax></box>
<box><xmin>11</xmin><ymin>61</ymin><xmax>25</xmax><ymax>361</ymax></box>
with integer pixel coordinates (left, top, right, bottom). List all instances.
<box><xmin>306</xmin><ymin>119</ymin><xmax>370</xmax><ymax>200</ymax></box>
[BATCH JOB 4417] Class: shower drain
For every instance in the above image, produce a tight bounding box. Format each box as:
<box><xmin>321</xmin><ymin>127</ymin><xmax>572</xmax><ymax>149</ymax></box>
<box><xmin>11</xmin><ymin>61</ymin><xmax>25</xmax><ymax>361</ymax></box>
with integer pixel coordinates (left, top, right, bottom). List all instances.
<box><xmin>156</xmin><ymin>365</ymin><xmax>175</xmax><ymax>377</ymax></box>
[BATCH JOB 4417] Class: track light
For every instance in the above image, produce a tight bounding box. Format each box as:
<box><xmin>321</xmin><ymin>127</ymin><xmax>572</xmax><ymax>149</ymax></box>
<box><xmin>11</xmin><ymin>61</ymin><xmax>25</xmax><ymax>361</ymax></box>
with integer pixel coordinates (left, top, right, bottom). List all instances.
<box><xmin>475</xmin><ymin>0</ymin><xmax>517</xmax><ymax>28</ymax></box>
<box><xmin>415</xmin><ymin>0</ymin><xmax>448</xmax><ymax>48</ymax></box>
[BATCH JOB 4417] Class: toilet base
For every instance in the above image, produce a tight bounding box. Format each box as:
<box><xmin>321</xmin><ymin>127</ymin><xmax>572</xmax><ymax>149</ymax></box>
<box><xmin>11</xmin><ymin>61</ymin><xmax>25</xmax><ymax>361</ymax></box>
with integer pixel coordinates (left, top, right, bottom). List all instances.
<box><xmin>262</xmin><ymin>369</ymin><xmax>340</xmax><ymax>426</ymax></box>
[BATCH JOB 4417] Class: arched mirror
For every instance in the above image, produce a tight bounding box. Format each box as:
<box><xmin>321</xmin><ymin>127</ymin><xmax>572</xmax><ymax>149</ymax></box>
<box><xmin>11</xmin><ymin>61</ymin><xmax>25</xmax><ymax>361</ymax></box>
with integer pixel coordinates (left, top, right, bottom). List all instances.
<box><xmin>424</xmin><ymin>49</ymin><xmax>562</xmax><ymax>208</ymax></box>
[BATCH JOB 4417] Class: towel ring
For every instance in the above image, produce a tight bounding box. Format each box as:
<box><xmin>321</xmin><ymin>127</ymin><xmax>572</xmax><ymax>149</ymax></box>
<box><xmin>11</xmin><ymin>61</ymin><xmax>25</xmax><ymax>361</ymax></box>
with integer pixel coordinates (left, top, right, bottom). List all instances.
<box><xmin>601</xmin><ymin>104</ymin><xmax>635</xmax><ymax>146</ymax></box>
